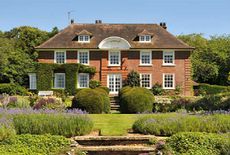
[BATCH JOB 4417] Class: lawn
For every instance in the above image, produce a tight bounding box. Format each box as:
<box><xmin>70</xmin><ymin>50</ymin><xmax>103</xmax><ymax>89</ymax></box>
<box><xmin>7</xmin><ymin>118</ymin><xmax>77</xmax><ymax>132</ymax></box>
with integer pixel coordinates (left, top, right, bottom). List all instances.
<box><xmin>89</xmin><ymin>114</ymin><xmax>140</xmax><ymax>136</ymax></box>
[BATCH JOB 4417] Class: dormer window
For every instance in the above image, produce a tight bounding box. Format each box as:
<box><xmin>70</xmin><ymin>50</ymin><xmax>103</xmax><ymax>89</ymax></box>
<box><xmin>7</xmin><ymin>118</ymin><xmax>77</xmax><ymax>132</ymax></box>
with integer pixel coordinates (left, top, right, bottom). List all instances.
<box><xmin>139</xmin><ymin>35</ymin><xmax>151</xmax><ymax>43</ymax></box>
<box><xmin>78</xmin><ymin>35</ymin><xmax>90</xmax><ymax>43</ymax></box>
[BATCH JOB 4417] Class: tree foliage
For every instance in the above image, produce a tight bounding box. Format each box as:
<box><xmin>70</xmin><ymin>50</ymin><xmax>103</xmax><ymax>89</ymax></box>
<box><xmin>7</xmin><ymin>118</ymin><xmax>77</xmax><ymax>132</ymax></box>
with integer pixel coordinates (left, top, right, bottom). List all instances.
<box><xmin>178</xmin><ymin>34</ymin><xmax>230</xmax><ymax>85</ymax></box>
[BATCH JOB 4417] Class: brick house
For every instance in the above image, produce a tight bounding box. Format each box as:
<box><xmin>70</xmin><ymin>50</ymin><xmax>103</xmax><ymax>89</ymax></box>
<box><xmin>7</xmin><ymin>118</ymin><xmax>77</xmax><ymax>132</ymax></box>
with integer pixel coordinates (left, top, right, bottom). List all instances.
<box><xmin>32</xmin><ymin>20</ymin><xmax>194</xmax><ymax>96</ymax></box>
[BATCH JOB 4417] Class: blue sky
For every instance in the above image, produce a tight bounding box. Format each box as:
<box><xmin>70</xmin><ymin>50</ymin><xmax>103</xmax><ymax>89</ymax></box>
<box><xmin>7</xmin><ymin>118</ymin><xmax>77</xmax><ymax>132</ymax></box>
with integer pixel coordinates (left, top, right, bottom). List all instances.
<box><xmin>0</xmin><ymin>0</ymin><xmax>229</xmax><ymax>37</ymax></box>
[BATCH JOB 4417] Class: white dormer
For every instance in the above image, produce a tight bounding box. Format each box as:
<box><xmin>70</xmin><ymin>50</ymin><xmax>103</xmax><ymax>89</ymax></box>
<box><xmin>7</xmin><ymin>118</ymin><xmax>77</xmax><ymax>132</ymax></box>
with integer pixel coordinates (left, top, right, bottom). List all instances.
<box><xmin>78</xmin><ymin>35</ymin><xmax>90</xmax><ymax>43</ymax></box>
<box><xmin>139</xmin><ymin>35</ymin><xmax>151</xmax><ymax>43</ymax></box>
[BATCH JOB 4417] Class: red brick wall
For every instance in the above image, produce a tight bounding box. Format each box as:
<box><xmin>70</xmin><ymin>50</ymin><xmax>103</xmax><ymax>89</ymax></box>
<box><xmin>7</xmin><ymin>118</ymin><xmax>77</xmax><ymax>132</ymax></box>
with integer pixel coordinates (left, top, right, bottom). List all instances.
<box><xmin>37</xmin><ymin>50</ymin><xmax>192</xmax><ymax>96</ymax></box>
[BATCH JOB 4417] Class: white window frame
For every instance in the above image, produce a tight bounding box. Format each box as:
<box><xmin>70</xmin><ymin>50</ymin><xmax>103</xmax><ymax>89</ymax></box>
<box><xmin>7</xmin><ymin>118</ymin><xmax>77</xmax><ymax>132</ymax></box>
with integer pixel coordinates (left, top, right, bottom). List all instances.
<box><xmin>140</xmin><ymin>50</ymin><xmax>152</xmax><ymax>66</ymax></box>
<box><xmin>163</xmin><ymin>73</ymin><xmax>175</xmax><ymax>89</ymax></box>
<box><xmin>139</xmin><ymin>35</ymin><xmax>151</xmax><ymax>43</ymax></box>
<box><xmin>78</xmin><ymin>35</ymin><xmax>90</xmax><ymax>43</ymax></box>
<box><xmin>54</xmin><ymin>50</ymin><xmax>66</xmax><ymax>64</ymax></box>
<box><xmin>78</xmin><ymin>50</ymin><xmax>89</xmax><ymax>65</ymax></box>
<box><xmin>108</xmin><ymin>50</ymin><xmax>121</xmax><ymax>66</ymax></box>
<box><xmin>140</xmin><ymin>73</ymin><xmax>152</xmax><ymax>89</ymax></box>
<box><xmin>54</xmin><ymin>73</ymin><xmax>65</xmax><ymax>89</ymax></box>
<box><xmin>77</xmin><ymin>73</ymin><xmax>89</xmax><ymax>88</ymax></box>
<box><xmin>28</xmin><ymin>73</ymin><xmax>37</xmax><ymax>90</ymax></box>
<box><xmin>107</xmin><ymin>74</ymin><xmax>122</xmax><ymax>94</ymax></box>
<box><xmin>163</xmin><ymin>51</ymin><xmax>175</xmax><ymax>66</ymax></box>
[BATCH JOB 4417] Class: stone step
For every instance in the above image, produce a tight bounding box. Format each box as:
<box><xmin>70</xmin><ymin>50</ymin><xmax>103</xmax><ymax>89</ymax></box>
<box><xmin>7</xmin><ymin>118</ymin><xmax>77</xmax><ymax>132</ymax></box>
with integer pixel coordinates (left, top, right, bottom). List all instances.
<box><xmin>77</xmin><ymin>145</ymin><xmax>155</xmax><ymax>155</ymax></box>
<box><xmin>74</xmin><ymin>136</ymin><xmax>156</xmax><ymax>146</ymax></box>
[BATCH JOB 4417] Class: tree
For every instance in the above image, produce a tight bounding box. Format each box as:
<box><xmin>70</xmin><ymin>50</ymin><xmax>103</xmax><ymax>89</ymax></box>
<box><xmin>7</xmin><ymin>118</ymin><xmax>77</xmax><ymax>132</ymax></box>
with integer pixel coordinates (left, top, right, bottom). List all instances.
<box><xmin>125</xmin><ymin>70</ymin><xmax>140</xmax><ymax>87</ymax></box>
<box><xmin>49</xmin><ymin>27</ymin><xmax>59</xmax><ymax>38</ymax></box>
<box><xmin>178</xmin><ymin>34</ymin><xmax>230</xmax><ymax>85</ymax></box>
<box><xmin>4</xmin><ymin>26</ymin><xmax>50</xmax><ymax>60</ymax></box>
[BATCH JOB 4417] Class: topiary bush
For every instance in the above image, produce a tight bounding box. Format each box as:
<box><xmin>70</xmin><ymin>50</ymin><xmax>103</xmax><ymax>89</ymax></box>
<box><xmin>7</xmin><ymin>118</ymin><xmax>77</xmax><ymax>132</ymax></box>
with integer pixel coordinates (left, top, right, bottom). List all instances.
<box><xmin>164</xmin><ymin>132</ymin><xmax>230</xmax><ymax>155</ymax></box>
<box><xmin>119</xmin><ymin>87</ymin><xmax>154</xmax><ymax>113</ymax></box>
<box><xmin>72</xmin><ymin>88</ymin><xmax>110</xmax><ymax>114</ymax></box>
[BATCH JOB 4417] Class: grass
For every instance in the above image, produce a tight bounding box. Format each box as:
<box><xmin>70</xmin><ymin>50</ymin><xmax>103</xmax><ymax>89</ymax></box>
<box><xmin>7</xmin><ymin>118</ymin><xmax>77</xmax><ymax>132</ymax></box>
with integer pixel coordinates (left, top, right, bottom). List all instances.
<box><xmin>89</xmin><ymin>114</ymin><xmax>139</xmax><ymax>136</ymax></box>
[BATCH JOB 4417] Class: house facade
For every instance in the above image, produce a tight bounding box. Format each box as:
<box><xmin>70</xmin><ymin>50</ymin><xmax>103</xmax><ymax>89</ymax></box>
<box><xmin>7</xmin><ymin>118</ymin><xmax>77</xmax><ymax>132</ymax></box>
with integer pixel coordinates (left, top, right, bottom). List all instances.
<box><xmin>33</xmin><ymin>21</ymin><xmax>194</xmax><ymax>96</ymax></box>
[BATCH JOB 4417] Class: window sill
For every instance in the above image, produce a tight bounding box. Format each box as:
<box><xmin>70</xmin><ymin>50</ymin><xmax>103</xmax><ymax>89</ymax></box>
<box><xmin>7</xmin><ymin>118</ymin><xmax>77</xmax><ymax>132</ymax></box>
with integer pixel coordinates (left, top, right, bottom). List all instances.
<box><xmin>108</xmin><ymin>65</ymin><xmax>121</xmax><ymax>67</ymax></box>
<box><xmin>162</xmin><ymin>64</ymin><xmax>176</xmax><ymax>67</ymax></box>
<box><xmin>139</xmin><ymin>64</ymin><xmax>153</xmax><ymax>67</ymax></box>
<box><xmin>163</xmin><ymin>87</ymin><xmax>175</xmax><ymax>90</ymax></box>
<box><xmin>52</xmin><ymin>88</ymin><xmax>65</xmax><ymax>89</ymax></box>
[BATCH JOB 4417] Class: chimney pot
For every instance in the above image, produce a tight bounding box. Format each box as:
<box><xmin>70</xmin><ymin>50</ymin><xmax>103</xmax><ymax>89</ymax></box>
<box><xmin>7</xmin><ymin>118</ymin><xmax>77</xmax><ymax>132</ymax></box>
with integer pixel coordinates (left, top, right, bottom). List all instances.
<box><xmin>70</xmin><ymin>19</ymin><xmax>74</xmax><ymax>24</ymax></box>
<box><xmin>95</xmin><ymin>20</ymin><xmax>102</xmax><ymax>24</ymax></box>
<box><xmin>160</xmin><ymin>22</ymin><xmax>167</xmax><ymax>29</ymax></box>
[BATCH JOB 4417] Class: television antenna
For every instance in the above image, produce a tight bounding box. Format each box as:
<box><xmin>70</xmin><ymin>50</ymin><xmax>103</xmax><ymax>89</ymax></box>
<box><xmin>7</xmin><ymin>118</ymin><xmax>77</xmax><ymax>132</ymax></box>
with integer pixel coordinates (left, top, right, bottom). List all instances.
<box><xmin>68</xmin><ymin>10</ymin><xmax>75</xmax><ymax>24</ymax></box>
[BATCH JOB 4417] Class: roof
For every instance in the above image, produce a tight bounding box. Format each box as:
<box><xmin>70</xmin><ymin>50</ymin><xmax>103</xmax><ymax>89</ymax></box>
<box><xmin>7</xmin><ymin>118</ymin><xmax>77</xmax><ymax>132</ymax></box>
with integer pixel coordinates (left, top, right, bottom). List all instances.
<box><xmin>76</xmin><ymin>29</ymin><xmax>93</xmax><ymax>36</ymax></box>
<box><xmin>36</xmin><ymin>23</ymin><xmax>194</xmax><ymax>49</ymax></box>
<box><xmin>138</xmin><ymin>29</ymin><xmax>154</xmax><ymax>36</ymax></box>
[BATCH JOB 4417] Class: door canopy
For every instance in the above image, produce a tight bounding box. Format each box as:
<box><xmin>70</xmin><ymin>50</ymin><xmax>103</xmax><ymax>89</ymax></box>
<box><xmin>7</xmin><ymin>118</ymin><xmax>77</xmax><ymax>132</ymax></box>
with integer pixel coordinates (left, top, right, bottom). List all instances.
<box><xmin>98</xmin><ymin>36</ymin><xmax>131</xmax><ymax>50</ymax></box>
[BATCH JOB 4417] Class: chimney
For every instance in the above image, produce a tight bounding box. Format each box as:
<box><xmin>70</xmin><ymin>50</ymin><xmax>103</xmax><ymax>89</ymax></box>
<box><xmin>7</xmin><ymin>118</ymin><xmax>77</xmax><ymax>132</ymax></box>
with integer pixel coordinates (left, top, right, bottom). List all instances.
<box><xmin>160</xmin><ymin>22</ymin><xmax>167</xmax><ymax>29</ymax></box>
<box><xmin>70</xmin><ymin>19</ymin><xmax>74</xmax><ymax>24</ymax></box>
<box><xmin>95</xmin><ymin>20</ymin><xmax>102</xmax><ymax>24</ymax></box>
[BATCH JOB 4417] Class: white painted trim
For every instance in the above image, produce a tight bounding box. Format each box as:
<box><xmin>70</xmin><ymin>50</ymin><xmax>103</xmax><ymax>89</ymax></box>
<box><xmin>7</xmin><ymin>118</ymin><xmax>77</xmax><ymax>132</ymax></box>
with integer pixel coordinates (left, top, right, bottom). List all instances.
<box><xmin>163</xmin><ymin>50</ymin><xmax>175</xmax><ymax>66</ymax></box>
<box><xmin>107</xmin><ymin>74</ymin><xmax>122</xmax><ymax>94</ymax></box>
<box><xmin>108</xmin><ymin>50</ymin><xmax>121</xmax><ymax>66</ymax></box>
<box><xmin>140</xmin><ymin>50</ymin><xmax>152</xmax><ymax>65</ymax></box>
<box><xmin>28</xmin><ymin>73</ymin><xmax>37</xmax><ymax>90</ymax></box>
<box><xmin>98</xmin><ymin>36</ymin><xmax>131</xmax><ymax>49</ymax></box>
<box><xmin>140</xmin><ymin>73</ymin><xmax>152</xmax><ymax>89</ymax></box>
<box><xmin>139</xmin><ymin>35</ymin><xmax>151</xmax><ymax>43</ymax></box>
<box><xmin>54</xmin><ymin>50</ymin><xmax>66</xmax><ymax>64</ymax></box>
<box><xmin>78</xmin><ymin>35</ymin><xmax>90</xmax><ymax>43</ymax></box>
<box><xmin>77</xmin><ymin>73</ymin><xmax>89</xmax><ymax>88</ymax></box>
<box><xmin>163</xmin><ymin>73</ymin><xmax>175</xmax><ymax>89</ymax></box>
<box><xmin>54</xmin><ymin>73</ymin><xmax>65</xmax><ymax>89</ymax></box>
<box><xmin>77</xmin><ymin>50</ymin><xmax>90</xmax><ymax>65</ymax></box>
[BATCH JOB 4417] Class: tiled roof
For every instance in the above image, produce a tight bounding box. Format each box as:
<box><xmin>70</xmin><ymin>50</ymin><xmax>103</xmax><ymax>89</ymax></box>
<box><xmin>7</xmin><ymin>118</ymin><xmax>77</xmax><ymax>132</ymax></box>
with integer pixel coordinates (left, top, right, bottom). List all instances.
<box><xmin>36</xmin><ymin>23</ymin><xmax>194</xmax><ymax>49</ymax></box>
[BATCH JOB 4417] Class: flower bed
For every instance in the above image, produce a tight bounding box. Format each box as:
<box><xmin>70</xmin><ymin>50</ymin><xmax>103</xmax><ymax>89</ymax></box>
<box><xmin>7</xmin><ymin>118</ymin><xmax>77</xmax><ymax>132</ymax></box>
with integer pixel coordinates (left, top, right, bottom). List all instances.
<box><xmin>133</xmin><ymin>113</ymin><xmax>230</xmax><ymax>136</ymax></box>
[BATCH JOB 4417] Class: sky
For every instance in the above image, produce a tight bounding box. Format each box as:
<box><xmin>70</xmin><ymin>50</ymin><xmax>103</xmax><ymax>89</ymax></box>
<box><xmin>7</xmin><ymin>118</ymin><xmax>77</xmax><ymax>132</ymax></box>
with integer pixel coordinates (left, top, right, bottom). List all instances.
<box><xmin>0</xmin><ymin>0</ymin><xmax>230</xmax><ymax>37</ymax></box>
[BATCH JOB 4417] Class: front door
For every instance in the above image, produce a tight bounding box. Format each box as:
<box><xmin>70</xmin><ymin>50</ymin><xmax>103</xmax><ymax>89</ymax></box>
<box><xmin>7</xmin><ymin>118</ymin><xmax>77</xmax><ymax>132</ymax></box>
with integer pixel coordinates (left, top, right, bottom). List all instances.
<box><xmin>107</xmin><ymin>74</ymin><xmax>122</xmax><ymax>94</ymax></box>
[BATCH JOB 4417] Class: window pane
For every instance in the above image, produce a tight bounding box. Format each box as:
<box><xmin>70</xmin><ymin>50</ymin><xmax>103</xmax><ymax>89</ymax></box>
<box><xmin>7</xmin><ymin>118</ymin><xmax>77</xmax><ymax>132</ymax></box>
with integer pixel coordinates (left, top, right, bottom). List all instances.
<box><xmin>110</xmin><ymin>51</ymin><xmax>120</xmax><ymax>65</ymax></box>
<box><xmin>164</xmin><ymin>74</ymin><xmax>174</xmax><ymax>88</ymax></box>
<box><xmin>56</xmin><ymin>52</ymin><xmax>65</xmax><ymax>64</ymax></box>
<box><xmin>141</xmin><ymin>74</ymin><xmax>151</xmax><ymax>88</ymax></box>
<box><xmin>145</xmin><ymin>35</ymin><xmax>151</xmax><ymax>41</ymax></box>
<box><xmin>141</xmin><ymin>51</ymin><xmax>151</xmax><ymax>64</ymax></box>
<box><xmin>164</xmin><ymin>52</ymin><xmax>174</xmax><ymax>64</ymax></box>
<box><xmin>79</xmin><ymin>51</ymin><xmax>89</xmax><ymax>64</ymax></box>
<box><xmin>78</xmin><ymin>74</ymin><xmax>89</xmax><ymax>88</ymax></box>
<box><xmin>29</xmin><ymin>74</ymin><xmax>36</xmax><ymax>90</ymax></box>
<box><xmin>55</xmin><ymin>74</ymin><xmax>65</xmax><ymax>88</ymax></box>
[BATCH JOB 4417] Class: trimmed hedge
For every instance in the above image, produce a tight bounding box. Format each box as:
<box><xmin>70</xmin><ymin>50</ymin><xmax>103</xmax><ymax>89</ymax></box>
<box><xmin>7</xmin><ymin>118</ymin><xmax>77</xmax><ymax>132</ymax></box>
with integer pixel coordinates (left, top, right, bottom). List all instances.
<box><xmin>13</xmin><ymin>113</ymin><xmax>93</xmax><ymax>137</ymax></box>
<box><xmin>198</xmin><ymin>83</ymin><xmax>230</xmax><ymax>95</ymax></box>
<box><xmin>36</xmin><ymin>63</ymin><xmax>96</xmax><ymax>95</ymax></box>
<box><xmin>119</xmin><ymin>87</ymin><xmax>155</xmax><ymax>113</ymax></box>
<box><xmin>0</xmin><ymin>134</ymin><xmax>70</xmax><ymax>155</ymax></box>
<box><xmin>72</xmin><ymin>88</ymin><xmax>110</xmax><ymax>114</ymax></box>
<box><xmin>132</xmin><ymin>113</ymin><xmax>230</xmax><ymax>136</ymax></box>
<box><xmin>165</xmin><ymin>132</ymin><xmax>230</xmax><ymax>155</ymax></box>
<box><xmin>0</xmin><ymin>83</ymin><xmax>28</xmax><ymax>95</ymax></box>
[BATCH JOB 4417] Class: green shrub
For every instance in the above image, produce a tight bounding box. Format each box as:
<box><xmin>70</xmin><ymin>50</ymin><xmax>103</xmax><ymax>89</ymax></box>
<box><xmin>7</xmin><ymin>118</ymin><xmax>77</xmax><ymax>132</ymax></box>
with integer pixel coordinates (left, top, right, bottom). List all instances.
<box><xmin>72</xmin><ymin>88</ymin><xmax>110</xmax><ymax>113</ymax></box>
<box><xmin>0</xmin><ymin>83</ymin><xmax>28</xmax><ymax>95</ymax></box>
<box><xmin>89</xmin><ymin>80</ymin><xmax>101</xmax><ymax>89</ymax></box>
<box><xmin>13</xmin><ymin>113</ymin><xmax>93</xmax><ymax>137</ymax></box>
<box><xmin>165</xmin><ymin>132</ymin><xmax>230</xmax><ymax>155</ymax></box>
<box><xmin>198</xmin><ymin>83</ymin><xmax>230</xmax><ymax>95</ymax></box>
<box><xmin>6</xmin><ymin>96</ymin><xmax>31</xmax><ymax>109</ymax></box>
<box><xmin>152</xmin><ymin>83</ymin><xmax>165</xmax><ymax>95</ymax></box>
<box><xmin>0</xmin><ymin>134</ymin><xmax>70</xmax><ymax>155</ymax></box>
<box><xmin>189</xmin><ymin>92</ymin><xmax>230</xmax><ymax>111</ymax></box>
<box><xmin>0</xmin><ymin>117</ymin><xmax>16</xmax><ymax>142</ymax></box>
<box><xmin>97</xmin><ymin>86</ymin><xmax>110</xmax><ymax>94</ymax></box>
<box><xmin>120</xmin><ymin>87</ymin><xmax>154</xmax><ymax>113</ymax></box>
<box><xmin>125</xmin><ymin>70</ymin><xmax>140</xmax><ymax>87</ymax></box>
<box><xmin>132</xmin><ymin>113</ymin><xmax>230</xmax><ymax>136</ymax></box>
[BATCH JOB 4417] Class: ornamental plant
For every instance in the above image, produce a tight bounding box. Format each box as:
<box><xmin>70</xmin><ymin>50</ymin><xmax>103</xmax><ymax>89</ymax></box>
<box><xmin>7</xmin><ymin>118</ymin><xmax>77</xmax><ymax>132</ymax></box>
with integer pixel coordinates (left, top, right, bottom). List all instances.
<box><xmin>125</xmin><ymin>70</ymin><xmax>140</xmax><ymax>87</ymax></box>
